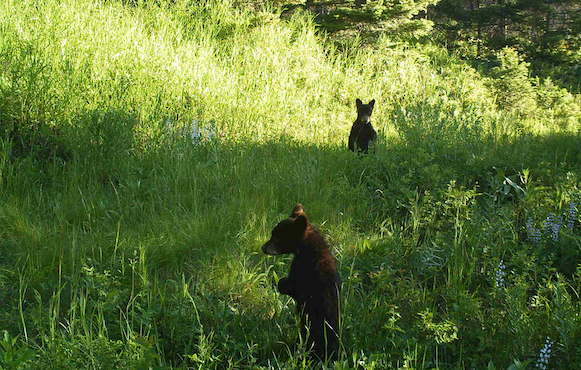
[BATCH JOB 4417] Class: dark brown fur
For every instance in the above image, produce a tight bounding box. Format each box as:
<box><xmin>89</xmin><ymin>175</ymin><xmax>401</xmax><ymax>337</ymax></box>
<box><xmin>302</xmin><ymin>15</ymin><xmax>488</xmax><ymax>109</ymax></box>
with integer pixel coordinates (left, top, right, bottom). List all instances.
<box><xmin>262</xmin><ymin>204</ymin><xmax>341</xmax><ymax>360</ymax></box>
<box><xmin>348</xmin><ymin>98</ymin><xmax>377</xmax><ymax>154</ymax></box>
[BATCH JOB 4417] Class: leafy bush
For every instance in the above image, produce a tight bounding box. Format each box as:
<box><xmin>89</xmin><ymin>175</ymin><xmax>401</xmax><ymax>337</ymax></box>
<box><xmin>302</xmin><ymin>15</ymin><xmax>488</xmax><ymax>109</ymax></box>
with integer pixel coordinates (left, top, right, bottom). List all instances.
<box><xmin>535</xmin><ymin>77</ymin><xmax>581</xmax><ymax>130</ymax></box>
<box><xmin>489</xmin><ymin>48</ymin><xmax>537</xmax><ymax>114</ymax></box>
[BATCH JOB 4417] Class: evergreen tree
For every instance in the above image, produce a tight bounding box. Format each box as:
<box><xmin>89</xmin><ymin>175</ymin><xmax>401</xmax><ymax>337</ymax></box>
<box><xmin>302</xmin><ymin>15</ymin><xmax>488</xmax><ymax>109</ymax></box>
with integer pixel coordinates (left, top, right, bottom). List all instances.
<box><xmin>431</xmin><ymin>0</ymin><xmax>581</xmax><ymax>56</ymax></box>
<box><xmin>489</xmin><ymin>47</ymin><xmax>537</xmax><ymax>113</ymax></box>
<box><xmin>281</xmin><ymin>0</ymin><xmax>440</xmax><ymax>36</ymax></box>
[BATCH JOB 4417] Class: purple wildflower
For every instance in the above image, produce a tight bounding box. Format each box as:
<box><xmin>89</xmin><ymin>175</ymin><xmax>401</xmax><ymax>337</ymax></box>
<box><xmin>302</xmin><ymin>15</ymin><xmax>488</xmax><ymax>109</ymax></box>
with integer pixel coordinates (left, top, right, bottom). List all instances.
<box><xmin>544</xmin><ymin>213</ymin><xmax>555</xmax><ymax>236</ymax></box>
<box><xmin>527</xmin><ymin>217</ymin><xmax>543</xmax><ymax>247</ymax></box>
<box><xmin>495</xmin><ymin>260</ymin><xmax>506</xmax><ymax>288</ymax></box>
<box><xmin>551</xmin><ymin>215</ymin><xmax>562</xmax><ymax>242</ymax></box>
<box><xmin>568</xmin><ymin>202</ymin><xmax>577</xmax><ymax>229</ymax></box>
<box><xmin>535</xmin><ymin>337</ymin><xmax>554</xmax><ymax>370</ymax></box>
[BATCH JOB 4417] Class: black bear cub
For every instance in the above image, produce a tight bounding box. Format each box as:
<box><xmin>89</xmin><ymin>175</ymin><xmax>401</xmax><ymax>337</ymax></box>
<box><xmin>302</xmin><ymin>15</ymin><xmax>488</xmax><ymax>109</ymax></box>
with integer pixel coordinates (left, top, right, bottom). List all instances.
<box><xmin>348</xmin><ymin>98</ymin><xmax>377</xmax><ymax>154</ymax></box>
<box><xmin>262</xmin><ymin>204</ymin><xmax>341</xmax><ymax>361</ymax></box>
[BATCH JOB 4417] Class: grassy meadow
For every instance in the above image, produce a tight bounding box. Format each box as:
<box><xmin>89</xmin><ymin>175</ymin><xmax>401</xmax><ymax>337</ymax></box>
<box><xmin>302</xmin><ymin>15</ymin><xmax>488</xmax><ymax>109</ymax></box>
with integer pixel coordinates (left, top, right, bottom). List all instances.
<box><xmin>1</xmin><ymin>0</ymin><xmax>581</xmax><ymax>369</ymax></box>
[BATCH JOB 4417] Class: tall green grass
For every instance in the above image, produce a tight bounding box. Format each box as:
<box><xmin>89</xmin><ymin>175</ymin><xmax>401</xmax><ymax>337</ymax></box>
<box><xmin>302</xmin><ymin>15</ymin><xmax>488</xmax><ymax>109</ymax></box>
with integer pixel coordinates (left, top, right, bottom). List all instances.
<box><xmin>0</xmin><ymin>0</ymin><xmax>580</xmax><ymax>369</ymax></box>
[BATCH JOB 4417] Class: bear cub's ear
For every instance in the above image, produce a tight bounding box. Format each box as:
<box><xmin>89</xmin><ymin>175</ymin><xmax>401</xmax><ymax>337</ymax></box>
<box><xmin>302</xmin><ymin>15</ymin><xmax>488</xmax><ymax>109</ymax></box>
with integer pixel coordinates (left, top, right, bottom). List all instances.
<box><xmin>356</xmin><ymin>98</ymin><xmax>363</xmax><ymax>108</ymax></box>
<box><xmin>369</xmin><ymin>99</ymin><xmax>375</xmax><ymax>108</ymax></box>
<box><xmin>291</xmin><ymin>204</ymin><xmax>305</xmax><ymax>218</ymax></box>
<box><xmin>293</xmin><ymin>214</ymin><xmax>308</xmax><ymax>233</ymax></box>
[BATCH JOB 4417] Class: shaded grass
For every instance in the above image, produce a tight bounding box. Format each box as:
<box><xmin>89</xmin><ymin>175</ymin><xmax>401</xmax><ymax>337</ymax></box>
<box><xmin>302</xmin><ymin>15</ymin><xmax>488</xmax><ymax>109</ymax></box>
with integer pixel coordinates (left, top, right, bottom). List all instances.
<box><xmin>1</xmin><ymin>131</ymin><xmax>580</xmax><ymax>368</ymax></box>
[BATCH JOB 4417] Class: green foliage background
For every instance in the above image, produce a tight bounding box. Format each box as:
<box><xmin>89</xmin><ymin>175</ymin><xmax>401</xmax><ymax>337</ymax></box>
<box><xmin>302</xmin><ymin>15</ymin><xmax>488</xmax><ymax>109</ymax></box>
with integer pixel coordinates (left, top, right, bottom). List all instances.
<box><xmin>431</xmin><ymin>0</ymin><xmax>581</xmax><ymax>92</ymax></box>
<box><xmin>0</xmin><ymin>0</ymin><xmax>580</xmax><ymax>369</ymax></box>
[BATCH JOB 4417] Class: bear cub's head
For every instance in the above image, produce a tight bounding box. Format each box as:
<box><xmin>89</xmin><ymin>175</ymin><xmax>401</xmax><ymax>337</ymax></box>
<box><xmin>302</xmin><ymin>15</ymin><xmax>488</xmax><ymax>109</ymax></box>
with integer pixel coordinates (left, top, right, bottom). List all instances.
<box><xmin>356</xmin><ymin>98</ymin><xmax>375</xmax><ymax>124</ymax></box>
<box><xmin>262</xmin><ymin>204</ymin><xmax>308</xmax><ymax>255</ymax></box>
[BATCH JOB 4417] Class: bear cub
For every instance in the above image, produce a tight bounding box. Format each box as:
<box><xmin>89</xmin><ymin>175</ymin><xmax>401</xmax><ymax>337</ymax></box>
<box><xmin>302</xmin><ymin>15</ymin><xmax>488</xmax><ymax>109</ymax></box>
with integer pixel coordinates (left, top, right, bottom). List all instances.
<box><xmin>262</xmin><ymin>204</ymin><xmax>341</xmax><ymax>360</ymax></box>
<box><xmin>348</xmin><ymin>98</ymin><xmax>377</xmax><ymax>154</ymax></box>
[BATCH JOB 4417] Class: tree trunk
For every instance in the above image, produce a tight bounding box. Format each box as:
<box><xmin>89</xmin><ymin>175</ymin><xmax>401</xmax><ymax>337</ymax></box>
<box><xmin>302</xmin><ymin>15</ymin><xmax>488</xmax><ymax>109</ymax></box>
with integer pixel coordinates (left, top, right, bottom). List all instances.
<box><xmin>477</xmin><ymin>0</ymin><xmax>482</xmax><ymax>57</ymax></box>
<box><xmin>355</xmin><ymin>0</ymin><xmax>367</xmax><ymax>9</ymax></box>
<box><xmin>495</xmin><ymin>0</ymin><xmax>507</xmax><ymax>40</ymax></box>
<box><xmin>545</xmin><ymin>2</ymin><xmax>551</xmax><ymax>37</ymax></box>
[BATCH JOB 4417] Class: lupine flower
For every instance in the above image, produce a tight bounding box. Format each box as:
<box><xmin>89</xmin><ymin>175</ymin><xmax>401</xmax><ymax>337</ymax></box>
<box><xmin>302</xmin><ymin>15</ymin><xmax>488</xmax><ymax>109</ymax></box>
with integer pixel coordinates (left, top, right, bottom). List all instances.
<box><xmin>568</xmin><ymin>202</ymin><xmax>577</xmax><ymax>229</ymax></box>
<box><xmin>526</xmin><ymin>217</ymin><xmax>534</xmax><ymax>234</ymax></box>
<box><xmin>535</xmin><ymin>337</ymin><xmax>554</xmax><ymax>370</ymax></box>
<box><xmin>544</xmin><ymin>213</ymin><xmax>555</xmax><ymax>236</ymax></box>
<box><xmin>495</xmin><ymin>260</ymin><xmax>506</xmax><ymax>288</ymax></box>
<box><xmin>527</xmin><ymin>217</ymin><xmax>543</xmax><ymax>247</ymax></box>
<box><xmin>187</xmin><ymin>119</ymin><xmax>215</xmax><ymax>143</ymax></box>
<box><xmin>533</xmin><ymin>228</ymin><xmax>543</xmax><ymax>246</ymax></box>
<box><xmin>551</xmin><ymin>215</ymin><xmax>563</xmax><ymax>242</ymax></box>
<box><xmin>189</xmin><ymin>119</ymin><xmax>200</xmax><ymax>141</ymax></box>
<box><xmin>542</xmin><ymin>213</ymin><xmax>563</xmax><ymax>242</ymax></box>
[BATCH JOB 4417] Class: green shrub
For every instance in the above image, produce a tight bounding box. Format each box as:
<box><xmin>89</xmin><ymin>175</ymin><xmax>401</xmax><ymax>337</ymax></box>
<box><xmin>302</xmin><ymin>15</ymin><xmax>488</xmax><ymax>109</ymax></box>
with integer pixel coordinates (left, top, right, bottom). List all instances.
<box><xmin>489</xmin><ymin>48</ymin><xmax>537</xmax><ymax>114</ymax></box>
